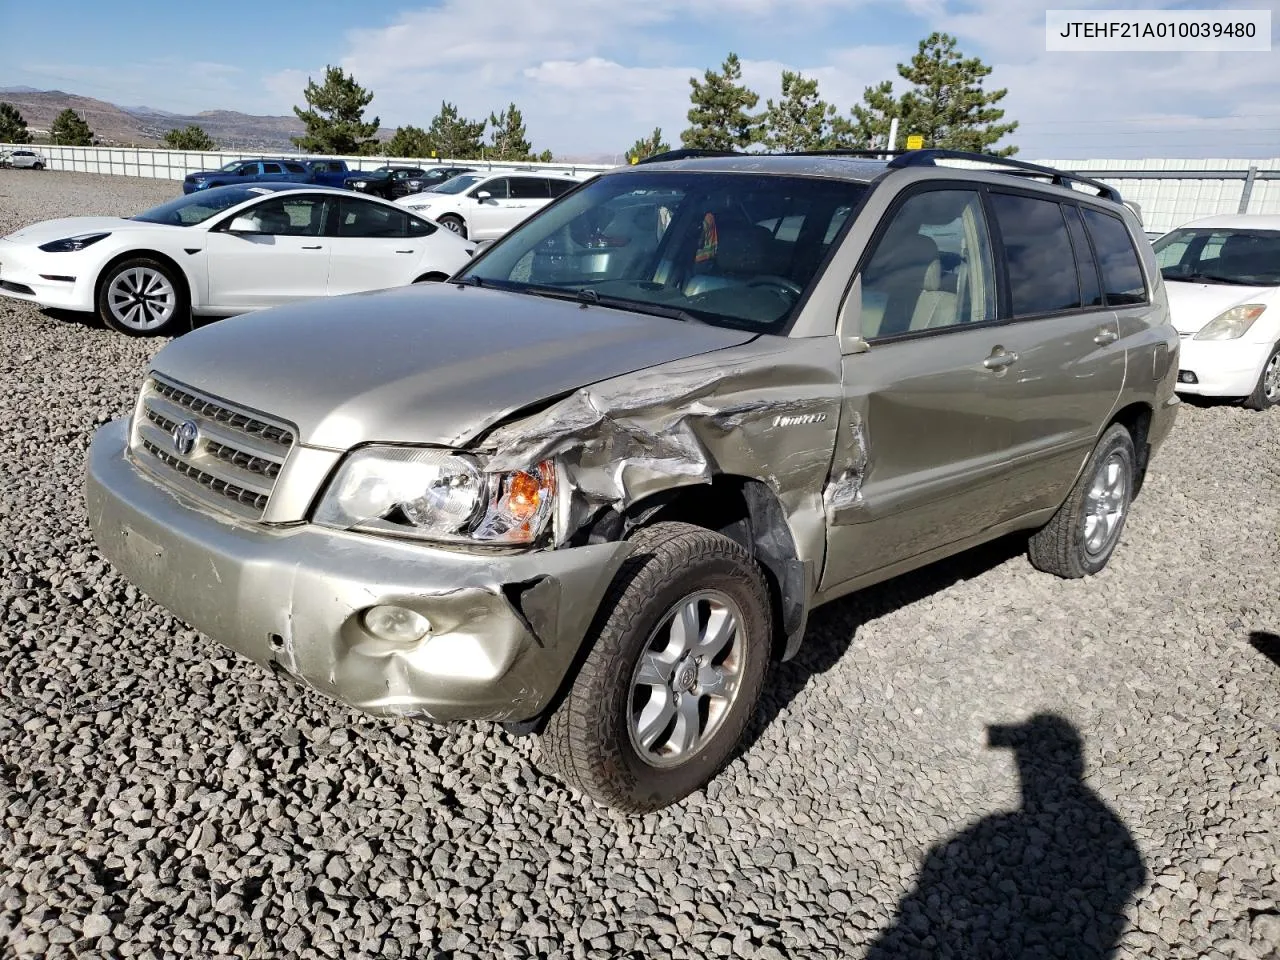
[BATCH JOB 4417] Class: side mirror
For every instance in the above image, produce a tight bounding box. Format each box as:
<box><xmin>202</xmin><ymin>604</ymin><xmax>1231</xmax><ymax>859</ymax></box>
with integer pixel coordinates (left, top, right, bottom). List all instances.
<box><xmin>227</xmin><ymin>216</ymin><xmax>262</xmax><ymax>234</ymax></box>
<box><xmin>474</xmin><ymin>190</ymin><xmax>492</xmax><ymax>201</ymax></box>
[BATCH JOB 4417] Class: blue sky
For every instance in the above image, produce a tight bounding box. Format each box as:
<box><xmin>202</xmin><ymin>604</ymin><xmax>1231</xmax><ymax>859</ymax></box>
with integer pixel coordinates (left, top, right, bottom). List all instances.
<box><xmin>2</xmin><ymin>0</ymin><xmax>1278</xmax><ymax>159</ymax></box>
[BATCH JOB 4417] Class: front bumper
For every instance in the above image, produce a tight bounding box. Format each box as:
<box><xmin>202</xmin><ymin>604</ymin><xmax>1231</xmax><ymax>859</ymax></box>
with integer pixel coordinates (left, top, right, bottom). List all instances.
<box><xmin>1174</xmin><ymin>335</ymin><xmax>1269</xmax><ymax>397</ymax></box>
<box><xmin>85</xmin><ymin>418</ymin><xmax>634</xmax><ymax>722</ymax></box>
<box><xmin>0</xmin><ymin>239</ymin><xmax>94</xmax><ymax>311</ymax></box>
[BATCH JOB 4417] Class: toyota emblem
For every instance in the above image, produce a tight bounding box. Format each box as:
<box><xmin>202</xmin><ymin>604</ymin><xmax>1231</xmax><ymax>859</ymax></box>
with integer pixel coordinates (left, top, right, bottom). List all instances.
<box><xmin>172</xmin><ymin>419</ymin><xmax>199</xmax><ymax>457</ymax></box>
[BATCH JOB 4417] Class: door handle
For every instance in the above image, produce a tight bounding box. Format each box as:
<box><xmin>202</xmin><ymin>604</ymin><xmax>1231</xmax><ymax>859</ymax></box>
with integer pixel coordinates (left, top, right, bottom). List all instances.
<box><xmin>1094</xmin><ymin>328</ymin><xmax>1118</xmax><ymax>346</ymax></box>
<box><xmin>395</xmin><ymin>249</ymin><xmax>414</xmax><ymax>254</ymax></box>
<box><xmin>301</xmin><ymin>245</ymin><xmax>322</xmax><ymax>250</ymax></box>
<box><xmin>983</xmin><ymin>348</ymin><xmax>1019</xmax><ymax>370</ymax></box>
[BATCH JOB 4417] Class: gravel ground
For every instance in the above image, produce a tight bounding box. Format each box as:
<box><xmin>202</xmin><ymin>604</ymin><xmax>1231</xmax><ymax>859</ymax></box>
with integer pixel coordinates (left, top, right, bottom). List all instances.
<box><xmin>1</xmin><ymin>169</ymin><xmax>1278</xmax><ymax>960</ymax></box>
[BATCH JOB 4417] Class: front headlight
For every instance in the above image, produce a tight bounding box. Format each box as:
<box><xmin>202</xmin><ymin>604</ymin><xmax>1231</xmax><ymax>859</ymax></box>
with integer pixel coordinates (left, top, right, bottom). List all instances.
<box><xmin>1193</xmin><ymin>304</ymin><xmax>1266</xmax><ymax>340</ymax></box>
<box><xmin>38</xmin><ymin>232</ymin><xmax>110</xmax><ymax>253</ymax></box>
<box><xmin>314</xmin><ymin>446</ymin><xmax>556</xmax><ymax>546</ymax></box>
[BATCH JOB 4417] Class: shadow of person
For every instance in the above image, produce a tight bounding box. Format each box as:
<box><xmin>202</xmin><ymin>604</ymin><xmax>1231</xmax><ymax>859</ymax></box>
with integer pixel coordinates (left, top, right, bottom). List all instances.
<box><xmin>865</xmin><ymin>714</ymin><xmax>1147</xmax><ymax>960</ymax></box>
<box><xmin>1248</xmin><ymin>631</ymin><xmax>1280</xmax><ymax>667</ymax></box>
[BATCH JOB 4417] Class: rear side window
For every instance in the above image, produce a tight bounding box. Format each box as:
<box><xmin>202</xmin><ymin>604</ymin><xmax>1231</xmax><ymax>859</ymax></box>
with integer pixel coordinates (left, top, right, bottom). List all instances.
<box><xmin>1063</xmin><ymin>205</ymin><xmax>1103</xmax><ymax>307</ymax></box>
<box><xmin>547</xmin><ymin>178</ymin><xmax>576</xmax><ymax>198</ymax></box>
<box><xmin>337</xmin><ymin>197</ymin><xmax>410</xmax><ymax>238</ymax></box>
<box><xmin>284</xmin><ymin>162</ymin><xmax>306</xmax><ymax>174</ymax></box>
<box><xmin>989</xmin><ymin>193</ymin><xmax>1080</xmax><ymax>316</ymax></box>
<box><xmin>262</xmin><ymin>163</ymin><xmax>283</xmax><ymax>175</ymax></box>
<box><xmin>407</xmin><ymin>215</ymin><xmax>436</xmax><ymax>237</ymax></box>
<box><xmin>510</xmin><ymin>178</ymin><xmax>550</xmax><ymax>200</ymax></box>
<box><xmin>1081</xmin><ymin>208</ymin><xmax>1148</xmax><ymax>305</ymax></box>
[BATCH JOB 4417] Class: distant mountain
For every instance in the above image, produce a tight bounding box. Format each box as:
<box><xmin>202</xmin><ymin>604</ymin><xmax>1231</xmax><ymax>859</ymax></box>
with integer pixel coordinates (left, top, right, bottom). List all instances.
<box><xmin>0</xmin><ymin>87</ymin><xmax>394</xmax><ymax>151</ymax></box>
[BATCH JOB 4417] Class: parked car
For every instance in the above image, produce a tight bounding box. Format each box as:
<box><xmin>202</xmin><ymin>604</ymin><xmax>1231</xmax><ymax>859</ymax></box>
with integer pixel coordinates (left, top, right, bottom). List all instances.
<box><xmin>401</xmin><ymin>166</ymin><xmax>476</xmax><ymax>196</ymax></box>
<box><xmin>395</xmin><ymin>170</ymin><xmax>585</xmax><ymax>239</ymax></box>
<box><xmin>0</xmin><ymin>183</ymin><xmax>475</xmax><ymax>336</ymax></box>
<box><xmin>304</xmin><ymin>159</ymin><xmax>353</xmax><ymax>189</ymax></box>
<box><xmin>84</xmin><ymin>149</ymin><xmax>1178</xmax><ymax>813</ymax></box>
<box><xmin>1152</xmin><ymin>215</ymin><xmax>1280</xmax><ymax>410</ymax></box>
<box><xmin>182</xmin><ymin>159</ymin><xmax>314</xmax><ymax>194</ymax></box>
<box><xmin>345</xmin><ymin>165</ymin><xmax>429</xmax><ymax>199</ymax></box>
<box><xmin>1</xmin><ymin>149</ymin><xmax>46</xmax><ymax>170</ymax></box>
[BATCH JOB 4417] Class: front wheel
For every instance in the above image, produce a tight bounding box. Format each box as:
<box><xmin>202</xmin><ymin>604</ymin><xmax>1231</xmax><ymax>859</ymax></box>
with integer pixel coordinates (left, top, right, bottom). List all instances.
<box><xmin>97</xmin><ymin>258</ymin><xmax>188</xmax><ymax>337</ymax></box>
<box><xmin>1028</xmin><ymin>423</ymin><xmax>1135</xmax><ymax>578</ymax></box>
<box><xmin>436</xmin><ymin>214</ymin><xmax>467</xmax><ymax>238</ymax></box>
<box><xmin>539</xmin><ymin>522</ymin><xmax>773</xmax><ymax>814</ymax></box>
<box><xmin>33</xmin><ymin>162</ymin><xmax>45</xmax><ymax>170</ymax></box>
<box><xmin>1243</xmin><ymin>343</ymin><xmax>1280</xmax><ymax>411</ymax></box>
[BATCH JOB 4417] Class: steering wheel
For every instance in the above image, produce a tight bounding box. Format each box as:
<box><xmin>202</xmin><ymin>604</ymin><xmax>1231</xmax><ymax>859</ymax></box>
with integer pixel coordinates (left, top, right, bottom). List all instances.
<box><xmin>747</xmin><ymin>275</ymin><xmax>804</xmax><ymax>298</ymax></box>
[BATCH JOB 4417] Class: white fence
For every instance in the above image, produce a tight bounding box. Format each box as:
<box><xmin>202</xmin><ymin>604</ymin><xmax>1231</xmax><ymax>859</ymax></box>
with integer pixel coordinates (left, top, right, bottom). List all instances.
<box><xmin>1035</xmin><ymin>158</ymin><xmax>1280</xmax><ymax>235</ymax></box>
<box><xmin>4</xmin><ymin>145</ymin><xmax>1278</xmax><ymax>234</ymax></box>
<box><xmin>0</xmin><ymin>144</ymin><xmax>612</xmax><ymax>181</ymax></box>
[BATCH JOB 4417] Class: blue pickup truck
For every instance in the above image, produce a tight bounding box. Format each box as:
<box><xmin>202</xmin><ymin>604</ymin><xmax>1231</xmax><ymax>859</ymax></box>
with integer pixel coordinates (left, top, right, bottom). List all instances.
<box><xmin>181</xmin><ymin>158</ymin><xmax>316</xmax><ymax>194</ymax></box>
<box><xmin>304</xmin><ymin>158</ymin><xmax>354</xmax><ymax>189</ymax></box>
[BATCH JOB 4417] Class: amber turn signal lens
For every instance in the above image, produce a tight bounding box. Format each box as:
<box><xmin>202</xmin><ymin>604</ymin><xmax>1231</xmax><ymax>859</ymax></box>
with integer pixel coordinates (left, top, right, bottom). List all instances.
<box><xmin>506</xmin><ymin>470</ymin><xmax>544</xmax><ymax>521</ymax></box>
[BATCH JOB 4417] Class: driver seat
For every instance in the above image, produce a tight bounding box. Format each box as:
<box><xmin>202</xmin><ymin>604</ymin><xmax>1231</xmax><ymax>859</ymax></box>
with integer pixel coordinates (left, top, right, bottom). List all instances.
<box><xmin>683</xmin><ymin>214</ymin><xmax>774</xmax><ymax>297</ymax></box>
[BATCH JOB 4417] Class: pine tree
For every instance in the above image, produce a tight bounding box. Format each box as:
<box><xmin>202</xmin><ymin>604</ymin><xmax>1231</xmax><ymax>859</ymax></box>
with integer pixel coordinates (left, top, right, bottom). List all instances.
<box><xmin>830</xmin><ymin>81</ymin><xmax>902</xmax><ymax>150</ymax></box>
<box><xmin>162</xmin><ymin>125</ymin><xmax>217</xmax><ymax>151</ymax></box>
<box><xmin>487</xmin><ymin>103</ymin><xmax>533</xmax><ymax>160</ymax></box>
<box><xmin>761</xmin><ymin>71</ymin><xmax>837</xmax><ymax>151</ymax></box>
<box><xmin>535</xmin><ymin>149</ymin><xmax>553</xmax><ymax>163</ymax></box>
<box><xmin>0</xmin><ymin>103</ymin><xmax>32</xmax><ymax>144</ymax></box>
<box><xmin>896</xmin><ymin>32</ymin><xmax>1018</xmax><ymax>156</ymax></box>
<box><xmin>385</xmin><ymin>125</ymin><xmax>432</xmax><ymax>158</ymax></box>
<box><xmin>681</xmin><ymin>53</ymin><xmax>760</xmax><ymax>151</ymax></box>
<box><xmin>426</xmin><ymin>102</ymin><xmax>486</xmax><ymax>159</ymax></box>
<box><xmin>50</xmin><ymin>108</ymin><xmax>93</xmax><ymax>146</ymax></box>
<box><xmin>292</xmin><ymin>65</ymin><xmax>380</xmax><ymax>155</ymax></box>
<box><xmin>627</xmin><ymin>128</ymin><xmax>670</xmax><ymax>163</ymax></box>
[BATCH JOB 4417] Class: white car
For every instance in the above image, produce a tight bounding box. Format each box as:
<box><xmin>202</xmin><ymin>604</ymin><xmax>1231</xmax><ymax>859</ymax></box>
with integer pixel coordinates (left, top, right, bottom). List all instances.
<box><xmin>0</xmin><ymin>183</ymin><xmax>476</xmax><ymax>336</ymax></box>
<box><xmin>395</xmin><ymin>170</ymin><xmax>584</xmax><ymax>240</ymax></box>
<box><xmin>1153</xmin><ymin>214</ymin><xmax>1280</xmax><ymax>410</ymax></box>
<box><xmin>2</xmin><ymin>149</ymin><xmax>46</xmax><ymax>170</ymax></box>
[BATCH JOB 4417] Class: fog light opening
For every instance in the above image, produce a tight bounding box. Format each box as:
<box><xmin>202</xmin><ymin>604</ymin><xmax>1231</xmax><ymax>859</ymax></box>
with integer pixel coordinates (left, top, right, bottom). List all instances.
<box><xmin>362</xmin><ymin>605</ymin><xmax>432</xmax><ymax>644</ymax></box>
<box><xmin>1178</xmin><ymin>370</ymin><xmax>1198</xmax><ymax>384</ymax></box>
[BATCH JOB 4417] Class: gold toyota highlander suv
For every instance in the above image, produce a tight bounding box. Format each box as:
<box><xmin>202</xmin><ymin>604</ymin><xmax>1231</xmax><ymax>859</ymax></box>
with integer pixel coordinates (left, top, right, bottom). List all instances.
<box><xmin>85</xmin><ymin>149</ymin><xmax>1180</xmax><ymax>813</ymax></box>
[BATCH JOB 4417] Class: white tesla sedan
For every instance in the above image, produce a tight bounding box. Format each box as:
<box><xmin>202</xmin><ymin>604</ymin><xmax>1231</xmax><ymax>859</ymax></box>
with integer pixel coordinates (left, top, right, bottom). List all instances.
<box><xmin>0</xmin><ymin>183</ymin><xmax>476</xmax><ymax>336</ymax></box>
<box><xmin>1153</xmin><ymin>215</ymin><xmax>1280</xmax><ymax>411</ymax></box>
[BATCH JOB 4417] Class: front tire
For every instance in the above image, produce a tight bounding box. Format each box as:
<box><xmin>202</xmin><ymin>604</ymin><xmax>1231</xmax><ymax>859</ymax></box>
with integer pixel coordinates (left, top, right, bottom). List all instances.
<box><xmin>437</xmin><ymin>214</ymin><xmax>467</xmax><ymax>238</ymax></box>
<box><xmin>1028</xmin><ymin>423</ymin><xmax>1135</xmax><ymax>578</ymax></box>
<box><xmin>539</xmin><ymin>522</ymin><xmax>772</xmax><ymax>814</ymax></box>
<box><xmin>97</xmin><ymin>258</ymin><xmax>188</xmax><ymax>337</ymax></box>
<box><xmin>32</xmin><ymin>162</ymin><xmax>44</xmax><ymax>170</ymax></box>
<box><xmin>1243</xmin><ymin>343</ymin><xmax>1280</xmax><ymax>411</ymax></box>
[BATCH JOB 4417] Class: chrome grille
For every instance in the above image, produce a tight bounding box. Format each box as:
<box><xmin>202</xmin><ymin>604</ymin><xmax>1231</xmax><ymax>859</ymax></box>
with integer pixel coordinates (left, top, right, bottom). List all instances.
<box><xmin>129</xmin><ymin>375</ymin><xmax>296</xmax><ymax>520</ymax></box>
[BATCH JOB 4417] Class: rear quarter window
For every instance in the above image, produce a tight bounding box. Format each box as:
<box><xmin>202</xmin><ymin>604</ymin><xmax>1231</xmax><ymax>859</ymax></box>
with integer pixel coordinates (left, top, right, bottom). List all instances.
<box><xmin>1081</xmin><ymin>208</ymin><xmax>1148</xmax><ymax>306</ymax></box>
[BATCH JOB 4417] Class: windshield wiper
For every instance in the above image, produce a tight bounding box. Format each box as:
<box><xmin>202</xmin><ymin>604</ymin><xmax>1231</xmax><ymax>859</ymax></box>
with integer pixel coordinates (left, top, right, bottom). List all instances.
<box><xmin>1170</xmin><ymin>272</ymin><xmax>1255</xmax><ymax>286</ymax></box>
<box><xmin>515</xmin><ymin>284</ymin><xmax>697</xmax><ymax>323</ymax></box>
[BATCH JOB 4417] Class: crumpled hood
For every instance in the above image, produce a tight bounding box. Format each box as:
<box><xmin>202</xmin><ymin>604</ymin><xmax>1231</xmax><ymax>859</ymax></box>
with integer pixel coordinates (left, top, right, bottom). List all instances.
<box><xmin>1164</xmin><ymin>279</ymin><xmax>1276</xmax><ymax>334</ymax></box>
<box><xmin>3</xmin><ymin>216</ymin><xmax>163</xmax><ymax>244</ymax></box>
<box><xmin>149</xmin><ymin>284</ymin><xmax>757</xmax><ymax>450</ymax></box>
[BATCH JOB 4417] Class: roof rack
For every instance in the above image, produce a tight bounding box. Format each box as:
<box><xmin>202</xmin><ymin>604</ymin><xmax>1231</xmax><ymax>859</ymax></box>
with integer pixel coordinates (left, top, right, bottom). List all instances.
<box><xmin>885</xmin><ymin>149</ymin><xmax>1123</xmax><ymax>203</ymax></box>
<box><xmin>631</xmin><ymin>146</ymin><xmax>1123</xmax><ymax>204</ymax></box>
<box><xmin>634</xmin><ymin>148</ymin><xmax>742</xmax><ymax>164</ymax></box>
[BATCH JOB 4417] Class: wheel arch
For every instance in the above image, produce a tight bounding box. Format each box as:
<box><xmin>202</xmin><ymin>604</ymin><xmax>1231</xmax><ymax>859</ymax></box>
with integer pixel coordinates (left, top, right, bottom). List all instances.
<box><xmin>619</xmin><ymin>476</ymin><xmax>810</xmax><ymax>663</ymax></box>
<box><xmin>412</xmin><ymin>271</ymin><xmax>451</xmax><ymax>284</ymax></box>
<box><xmin>1107</xmin><ymin>401</ymin><xmax>1153</xmax><ymax>497</ymax></box>
<box><xmin>94</xmin><ymin>248</ymin><xmax>197</xmax><ymax>312</ymax></box>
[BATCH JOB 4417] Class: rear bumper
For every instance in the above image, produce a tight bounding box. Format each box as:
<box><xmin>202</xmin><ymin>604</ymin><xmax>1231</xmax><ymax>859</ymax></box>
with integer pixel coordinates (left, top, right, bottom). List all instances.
<box><xmin>1174</xmin><ymin>336</ymin><xmax>1270</xmax><ymax>397</ymax></box>
<box><xmin>85</xmin><ymin>418</ymin><xmax>634</xmax><ymax>722</ymax></box>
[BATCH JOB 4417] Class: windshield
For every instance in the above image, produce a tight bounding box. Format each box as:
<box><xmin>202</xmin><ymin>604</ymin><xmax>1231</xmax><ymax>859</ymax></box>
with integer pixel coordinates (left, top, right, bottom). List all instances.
<box><xmin>219</xmin><ymin>160</ymin><xmax>242</xmax><ymax>173</ymax></box>
<box><xmin>131</xmin><ymin>186</ymin><xmax>276</xmax><ymax>226</ymax></box>
<box><xmin>427</xmin><ymin>174</ymin><xmax>484</xmax><ymax>195</ymax></box>
<box><xmin>457</xmin><ymin>171</ymin><xmax>867</xmax><ymax>333</ymax></box>
<box><xmin>1154</xmin><ymin>227</ymin><xmax>1280</xmax><ymax>287</ymax></box>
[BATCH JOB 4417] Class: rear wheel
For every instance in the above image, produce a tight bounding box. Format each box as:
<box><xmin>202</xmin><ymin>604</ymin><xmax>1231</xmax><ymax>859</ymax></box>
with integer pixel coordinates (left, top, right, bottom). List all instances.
<box><xmin>97</xmin><ymin>258</ymin><xmax>188</xmax><ymax>337</ymax></box>
<box><xmin>1028</xmin><ymin>423</ymin><xmax>1135</xmax><ymax>578</ymax></box>
<box><xmin>1243</xmin><ymin>343</ymin><xmax>1280</xmax><ymax>411</ymax></box>
<box><xmin>539</xmin><ymin>522</ymin><xmax>772</xmax><ymax>814</ymax></box>
<box><xmin>437</xmin><ymin>215</ymin><xmax>467</xmax><ymax>238</ymax></box>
